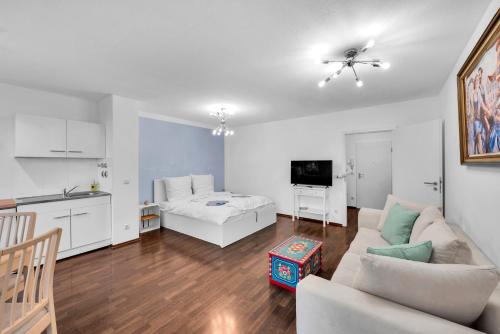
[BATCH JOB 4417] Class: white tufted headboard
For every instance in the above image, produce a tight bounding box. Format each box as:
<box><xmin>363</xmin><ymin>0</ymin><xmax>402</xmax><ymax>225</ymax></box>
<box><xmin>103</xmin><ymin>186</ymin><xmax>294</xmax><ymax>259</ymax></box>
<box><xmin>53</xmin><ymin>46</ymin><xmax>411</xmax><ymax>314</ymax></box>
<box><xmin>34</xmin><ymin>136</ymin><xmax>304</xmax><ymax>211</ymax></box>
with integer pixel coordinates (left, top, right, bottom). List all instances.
<box><xmin>153</xmin><ymin>179</ymin><xmax>166</xmax><ymax>203</ymax></box>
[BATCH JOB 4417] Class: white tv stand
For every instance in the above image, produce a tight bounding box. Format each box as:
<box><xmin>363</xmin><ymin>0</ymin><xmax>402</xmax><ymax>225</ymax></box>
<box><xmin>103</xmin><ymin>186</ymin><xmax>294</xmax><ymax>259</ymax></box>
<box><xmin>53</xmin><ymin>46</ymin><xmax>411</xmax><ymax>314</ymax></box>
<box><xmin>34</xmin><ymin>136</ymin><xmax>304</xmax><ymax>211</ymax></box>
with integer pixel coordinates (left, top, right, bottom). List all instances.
<box><xmin>292</xmin><ymin>185</ymin><xmax>329</xmax><ymax>228</ymax></box>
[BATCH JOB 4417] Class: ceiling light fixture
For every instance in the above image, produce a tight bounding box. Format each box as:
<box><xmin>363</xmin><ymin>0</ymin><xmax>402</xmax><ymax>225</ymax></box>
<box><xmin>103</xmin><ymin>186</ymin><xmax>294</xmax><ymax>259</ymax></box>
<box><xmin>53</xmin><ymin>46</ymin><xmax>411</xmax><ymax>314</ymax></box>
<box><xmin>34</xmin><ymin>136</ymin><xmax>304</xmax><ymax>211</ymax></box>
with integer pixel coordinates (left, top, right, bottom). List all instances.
<box><xmin>317</xmin><ymin>39</ymin><xmax>390</xmax><ymax>88</ymax></box>
<box><xmin>210</xmin><ymin>108</ymin><xmax>234</xmax><ymax>136</ymax></box>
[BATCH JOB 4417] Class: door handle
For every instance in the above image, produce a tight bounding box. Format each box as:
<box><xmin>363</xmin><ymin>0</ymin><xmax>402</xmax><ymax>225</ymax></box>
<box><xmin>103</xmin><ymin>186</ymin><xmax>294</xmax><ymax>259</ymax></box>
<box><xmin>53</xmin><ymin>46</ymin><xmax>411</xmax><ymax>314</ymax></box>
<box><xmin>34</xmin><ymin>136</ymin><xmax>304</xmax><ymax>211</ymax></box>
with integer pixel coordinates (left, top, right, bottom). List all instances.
<box><xmin>358</xmin><ymin>172</ymin><xmax>365</xmax><ymax>179</ymax></box>
<box><xmin>423</xmin><ymin>181</ymin><xmax>438</xmax><ymax>186</ymax></box>
<box><xmin>68</xmin><ymin>150</ymin><xmax>83</xmax><ymax>153</ymax></box>
<box><xmin>50</xmin><ymin>150</ymin><xmax>66</xmax><ymax>153</ymax></box>
<box><xmin>72</xmin><ymin>212</ymin><xmax>88</xmax><ymax>216</ymax></box>
<box><xmin>53</xmin><ymin>215</ymin><xmax>70</xmax><ymax>219</ymax></box>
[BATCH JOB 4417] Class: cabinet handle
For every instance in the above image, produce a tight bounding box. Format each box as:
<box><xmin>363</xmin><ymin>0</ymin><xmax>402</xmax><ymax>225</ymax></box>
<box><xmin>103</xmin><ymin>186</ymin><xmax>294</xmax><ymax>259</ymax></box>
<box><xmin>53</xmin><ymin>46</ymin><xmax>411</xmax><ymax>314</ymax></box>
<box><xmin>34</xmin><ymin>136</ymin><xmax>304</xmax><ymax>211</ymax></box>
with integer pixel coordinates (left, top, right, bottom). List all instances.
<box><xmin>68</xmin><ymin>150</ymin><xmax>83</xmax><ymax>153</ymax></box>
<box><xmin>50</xmin><ymin>150</ymin><xmax>66</xmax><ymax>153</ymax></box>
<box><xmin>73</xmin><ymin>212</ymin><xmax>88</xmax><ymax>216</ymax></box>
<box><xmin>53</xmin><ymin>215</ymin><xmax>70</xmax><ymax>219</ymax></box>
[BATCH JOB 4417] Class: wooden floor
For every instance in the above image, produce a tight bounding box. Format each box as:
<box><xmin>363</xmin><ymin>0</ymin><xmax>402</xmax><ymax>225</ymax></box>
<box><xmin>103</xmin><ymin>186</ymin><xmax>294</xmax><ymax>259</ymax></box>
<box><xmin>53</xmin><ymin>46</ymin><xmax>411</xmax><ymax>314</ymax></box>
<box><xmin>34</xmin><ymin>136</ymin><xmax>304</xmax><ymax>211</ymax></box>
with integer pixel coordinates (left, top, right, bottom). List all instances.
<box><xmin>54</xmin><ymin>209</ymin><xmax>358</xmax><ymax>334</ymax></box>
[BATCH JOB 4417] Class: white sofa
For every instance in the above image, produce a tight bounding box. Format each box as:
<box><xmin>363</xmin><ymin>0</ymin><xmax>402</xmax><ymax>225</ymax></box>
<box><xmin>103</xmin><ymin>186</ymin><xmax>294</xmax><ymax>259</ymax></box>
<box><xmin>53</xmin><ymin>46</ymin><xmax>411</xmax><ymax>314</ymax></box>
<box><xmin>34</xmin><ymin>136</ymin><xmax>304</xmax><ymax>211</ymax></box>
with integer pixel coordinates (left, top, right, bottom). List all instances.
<box><xmin>296</xmin><ymin>207</ymin><xmax>500</xmax><ymax>334</ymax></box>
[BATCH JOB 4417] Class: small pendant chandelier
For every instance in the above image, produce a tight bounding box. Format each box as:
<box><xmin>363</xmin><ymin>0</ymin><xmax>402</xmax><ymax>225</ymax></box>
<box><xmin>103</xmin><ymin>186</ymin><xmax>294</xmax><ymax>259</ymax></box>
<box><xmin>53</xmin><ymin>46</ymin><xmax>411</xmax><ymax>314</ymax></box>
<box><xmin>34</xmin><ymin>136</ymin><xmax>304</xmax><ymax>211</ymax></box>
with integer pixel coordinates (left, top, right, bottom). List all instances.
<box><xmin>318</xmin><ymin>39</ymin><xmax>390</xmax><ymax>88</ymax></box>
<box><xmin>210</xmin><ymin>108</ymin><xmax>234</xmax><ymax>136</ymax></box>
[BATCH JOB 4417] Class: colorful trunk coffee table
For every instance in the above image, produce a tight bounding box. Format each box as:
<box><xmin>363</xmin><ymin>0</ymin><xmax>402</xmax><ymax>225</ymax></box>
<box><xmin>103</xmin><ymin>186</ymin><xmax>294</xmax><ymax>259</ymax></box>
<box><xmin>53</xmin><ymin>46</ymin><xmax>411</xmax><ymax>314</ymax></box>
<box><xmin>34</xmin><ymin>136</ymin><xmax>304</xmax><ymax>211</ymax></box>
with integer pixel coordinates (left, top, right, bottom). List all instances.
<box><xmin>268</xmin><ymin>235</ymin><xmax>322</xmax><ymax>292</ymax></box>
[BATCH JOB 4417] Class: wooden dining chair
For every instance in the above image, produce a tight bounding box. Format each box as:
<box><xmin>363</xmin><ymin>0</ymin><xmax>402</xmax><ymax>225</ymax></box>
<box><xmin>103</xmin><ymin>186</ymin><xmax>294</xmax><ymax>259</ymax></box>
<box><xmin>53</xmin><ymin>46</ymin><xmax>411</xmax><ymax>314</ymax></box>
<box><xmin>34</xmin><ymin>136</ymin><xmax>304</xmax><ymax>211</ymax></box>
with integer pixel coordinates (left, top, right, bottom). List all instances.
<box><xmin>0</xmin><ymin>212</ymin><xmax>37</xmax><ymax>249</ymax></box>
<box><xmin>0</xmin><ymin>212</ymin><xmax>37</xmax><ymax>302</ymax></box>
<box><xmin>0</xmin><ymin>228</ymin><xmax>61</xmax><ymax>334</ymax></box>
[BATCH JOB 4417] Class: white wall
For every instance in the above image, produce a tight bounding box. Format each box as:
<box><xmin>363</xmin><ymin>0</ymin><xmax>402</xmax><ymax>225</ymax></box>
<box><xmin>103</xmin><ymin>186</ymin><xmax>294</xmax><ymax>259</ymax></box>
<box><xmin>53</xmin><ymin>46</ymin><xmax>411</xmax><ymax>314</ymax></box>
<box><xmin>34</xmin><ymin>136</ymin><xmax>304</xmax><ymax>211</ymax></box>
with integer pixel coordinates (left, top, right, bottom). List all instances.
<box><xmin>225</xmin><ymin>96</ymin><xmax>441</xmax><ymax>226</ymax></box>
<box><xmin>345</xmin><ymin>131</ymin><xmax>393</xmax><ymax>207</ymax></box>
<box><xmin>98</xmin><ymin>95</ymin><xmax>140</xmax><ymax>245</ymax></box>
<box><xmin>438</xmin><ymin>0</ymin><xmax>500</xmax><ymax>266</ymax></box>
<box><xmin>0</xmin><ymin>82</ymin><xmax>99</xmax><ymax>198</ymax></box>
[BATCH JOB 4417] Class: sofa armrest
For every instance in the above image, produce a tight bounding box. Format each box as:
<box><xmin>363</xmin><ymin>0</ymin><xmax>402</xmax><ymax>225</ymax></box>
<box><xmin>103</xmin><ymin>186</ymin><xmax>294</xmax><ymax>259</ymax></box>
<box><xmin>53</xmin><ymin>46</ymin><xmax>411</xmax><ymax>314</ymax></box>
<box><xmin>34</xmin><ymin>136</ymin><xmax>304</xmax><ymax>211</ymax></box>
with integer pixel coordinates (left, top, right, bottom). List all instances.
<box><xmin>296</xmin><ymin>275</ymin><xmax>482</xmax><ymax>334</ymax></box>
<box><xmin>358</xmin><ymin>208</ymin><xmax>383</xmax><ymax>230</ymax></box>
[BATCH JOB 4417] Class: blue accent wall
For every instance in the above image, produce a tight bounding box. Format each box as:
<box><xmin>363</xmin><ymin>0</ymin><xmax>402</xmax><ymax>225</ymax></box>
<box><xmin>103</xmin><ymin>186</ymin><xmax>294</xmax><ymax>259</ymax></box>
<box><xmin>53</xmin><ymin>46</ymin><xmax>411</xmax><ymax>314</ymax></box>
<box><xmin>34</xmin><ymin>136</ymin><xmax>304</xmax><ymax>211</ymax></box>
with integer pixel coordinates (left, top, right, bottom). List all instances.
<box><xmin>139</xmin><ymin>117</ymin><xmax>224</xmax><ymax>203</ymax></box>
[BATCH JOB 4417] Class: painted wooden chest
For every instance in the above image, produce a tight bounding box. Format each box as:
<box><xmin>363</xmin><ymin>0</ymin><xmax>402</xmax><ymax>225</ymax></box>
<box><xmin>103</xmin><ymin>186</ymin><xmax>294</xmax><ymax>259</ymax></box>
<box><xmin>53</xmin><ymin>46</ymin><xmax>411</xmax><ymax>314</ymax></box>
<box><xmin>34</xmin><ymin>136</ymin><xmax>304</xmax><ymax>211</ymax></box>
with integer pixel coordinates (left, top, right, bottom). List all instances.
<box><xmin>268</xmin><ymin>235</ymin><xmax>322</xmax><ymax>292</ymax></box>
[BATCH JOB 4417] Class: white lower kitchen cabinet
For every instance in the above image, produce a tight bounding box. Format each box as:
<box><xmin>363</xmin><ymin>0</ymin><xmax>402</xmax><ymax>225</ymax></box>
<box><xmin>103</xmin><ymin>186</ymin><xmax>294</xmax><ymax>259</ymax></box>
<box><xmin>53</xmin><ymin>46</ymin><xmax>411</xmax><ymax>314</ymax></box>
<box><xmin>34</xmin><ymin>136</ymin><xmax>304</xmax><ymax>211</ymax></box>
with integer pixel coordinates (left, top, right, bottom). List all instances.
<box><xmin>35</xmin><ymin>209</ymin><xmax>72</xmax><ymax>252</ymax></box>
<box><xmin>71</xmin><ymin>203</ymin><xmax>111</xmax><ymax>248</ymax></box>
<box><xmin>17</xmin><ymin>195</ymin><xmax>111</xmax><ymax>259</ymax></box>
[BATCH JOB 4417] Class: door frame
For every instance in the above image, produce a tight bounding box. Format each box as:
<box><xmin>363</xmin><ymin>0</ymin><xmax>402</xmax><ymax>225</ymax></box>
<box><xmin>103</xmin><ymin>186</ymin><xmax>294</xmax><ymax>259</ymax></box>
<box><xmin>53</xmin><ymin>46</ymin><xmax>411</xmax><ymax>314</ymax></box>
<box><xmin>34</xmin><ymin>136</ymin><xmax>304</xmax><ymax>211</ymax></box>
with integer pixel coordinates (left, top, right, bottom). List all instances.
<box><xmin>344</xmin><ymin>128</ymin><xmax>394</xmax><ymax>209</ymax></box>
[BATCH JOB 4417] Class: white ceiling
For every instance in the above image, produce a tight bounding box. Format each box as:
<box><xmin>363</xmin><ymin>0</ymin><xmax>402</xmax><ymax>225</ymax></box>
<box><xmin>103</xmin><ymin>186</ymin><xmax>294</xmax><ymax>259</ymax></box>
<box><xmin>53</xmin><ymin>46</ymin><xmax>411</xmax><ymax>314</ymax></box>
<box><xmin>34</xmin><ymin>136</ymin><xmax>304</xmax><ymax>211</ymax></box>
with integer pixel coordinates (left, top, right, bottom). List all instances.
<box><xmin>0</xmin><ymin>0</ymin><xmax>491</xmax><ymax>126</ymax></box>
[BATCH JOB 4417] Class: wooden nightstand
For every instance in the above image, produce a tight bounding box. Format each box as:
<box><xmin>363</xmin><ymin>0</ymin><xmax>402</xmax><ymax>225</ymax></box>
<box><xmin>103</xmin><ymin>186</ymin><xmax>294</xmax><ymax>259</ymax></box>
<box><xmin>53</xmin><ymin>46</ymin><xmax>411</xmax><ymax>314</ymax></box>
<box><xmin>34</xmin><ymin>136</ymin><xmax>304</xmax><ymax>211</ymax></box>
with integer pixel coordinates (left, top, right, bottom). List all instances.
<box><xmin>139</xmin><ymin>203</ymin><xmax>160</xmax><ymax>233</ymax></box>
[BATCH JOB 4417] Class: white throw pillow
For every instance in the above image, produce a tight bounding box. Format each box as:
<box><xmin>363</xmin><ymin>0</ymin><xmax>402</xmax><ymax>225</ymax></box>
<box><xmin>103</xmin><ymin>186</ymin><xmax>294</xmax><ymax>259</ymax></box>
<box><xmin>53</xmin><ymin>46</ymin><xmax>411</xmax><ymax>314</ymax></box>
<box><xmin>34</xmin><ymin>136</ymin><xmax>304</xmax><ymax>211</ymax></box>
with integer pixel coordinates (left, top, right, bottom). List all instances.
<box><xmin>163</xmin><ymin>176</ymin><xmax>192</xmax><ymax>201</ymax></box>
<box><xmin>409</xmin><ymin>206</ymin><xmax>443</xmax><ymax>243</ymax></box>
<box><xmin>354</xmin><ymin>253</ymin><xmax>499</xmax><ymax>325</ymax></box>
<box><xmin>191</xmin><ymin>174</ymin><xmax>214</xmax><ymax>195</ymax></box>
<box><xmin>417</xmin><ymin>218</ymin><xmax>472</xmax><ymax>264</ymax></box>
<box><xmin>377</xmin><ymin>195</ymin><xmax>427</xmax><ymax>231</ymax></box>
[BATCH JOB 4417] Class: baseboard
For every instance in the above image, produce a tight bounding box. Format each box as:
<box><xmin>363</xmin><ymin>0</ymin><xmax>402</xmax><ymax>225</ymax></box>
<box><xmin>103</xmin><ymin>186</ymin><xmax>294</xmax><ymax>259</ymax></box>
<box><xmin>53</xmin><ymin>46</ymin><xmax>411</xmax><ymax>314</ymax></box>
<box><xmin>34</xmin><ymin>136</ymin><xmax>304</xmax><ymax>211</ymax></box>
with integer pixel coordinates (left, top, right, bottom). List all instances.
<box><xmin>111</xmin><ymin>238</ymin><xmax>140</xmax><ymax>249</ymax></box>
<box><xmin>276</xmin><ymin>213</ymin><xmax>343</xmax><ymax>227</ymax></box>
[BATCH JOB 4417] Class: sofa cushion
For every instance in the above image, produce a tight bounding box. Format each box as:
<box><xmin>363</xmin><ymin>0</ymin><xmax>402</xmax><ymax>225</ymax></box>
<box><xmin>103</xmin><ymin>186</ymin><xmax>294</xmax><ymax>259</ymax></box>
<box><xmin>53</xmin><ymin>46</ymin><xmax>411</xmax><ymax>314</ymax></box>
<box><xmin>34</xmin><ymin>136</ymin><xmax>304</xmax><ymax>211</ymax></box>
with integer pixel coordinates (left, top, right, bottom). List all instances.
<box><xmin>331</xmin><ymin>252</ymin><xmax>360</xmax><ymax>287</ymax></box>
<box><xmin>409</xmin><ymin>206</ymin><xmax>443</xmax><ymax>243</ymax></box>
<box><xmin>367</xmin><ymin>240</ymin><xmax>433</xmax><ymax>263</ymax></box>
<box><xmin>332</xmin><ymin>228</ymin><xmax>390</xmax><ymax>287</ymax></box>
<box><xmin>475</xmin><ymin>285</ymin><xmax>500</xmax><ymax>334</ymax></box>
<box><xmin>448</xmin><ymin>224</ymin><xmax>493</xmax><ymax>267</ymax></box>
<box><xmin>417</xmin><ymin>219</ymin><xmax>472</xmax><ymax>264</ymax></box>
<box><xmin>377</xmin><ymin>195</ymin><xmax>427</xmax><ymax>231</ymax></box>
<box><xmin>354</xmin><ymin>253</ymin><xmax>499</xmax><ymax>325</ymax></box>
<box><xmin>440</xmin><ymin>224</ymin><xmax>500</xmax><ymax>334</ymax></box>
<box><xmin>381</xmin><ymin>204</ymin><xmax>420</xmax><ymax>245</ymax></box>
<box><xmin>347</xmin><ymin>228</ymin><xmax>389</xmax><ymax>255</ymax></box>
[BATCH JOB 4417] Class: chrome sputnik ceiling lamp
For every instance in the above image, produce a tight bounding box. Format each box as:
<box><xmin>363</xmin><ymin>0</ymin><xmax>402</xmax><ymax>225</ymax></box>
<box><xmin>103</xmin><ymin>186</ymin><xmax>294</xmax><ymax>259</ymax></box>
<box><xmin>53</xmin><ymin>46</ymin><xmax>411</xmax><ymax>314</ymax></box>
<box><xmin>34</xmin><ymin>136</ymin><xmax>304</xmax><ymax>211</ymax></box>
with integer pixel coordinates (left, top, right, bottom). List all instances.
<box><xmin>318</xmin><ymin>39</ymin><xmax>390</xmax><ymax>88</ymax></box>
<box><xmin>211</xmin><ymin>108</ymin><xmax>234</xmax><ymax>136</ymax></box>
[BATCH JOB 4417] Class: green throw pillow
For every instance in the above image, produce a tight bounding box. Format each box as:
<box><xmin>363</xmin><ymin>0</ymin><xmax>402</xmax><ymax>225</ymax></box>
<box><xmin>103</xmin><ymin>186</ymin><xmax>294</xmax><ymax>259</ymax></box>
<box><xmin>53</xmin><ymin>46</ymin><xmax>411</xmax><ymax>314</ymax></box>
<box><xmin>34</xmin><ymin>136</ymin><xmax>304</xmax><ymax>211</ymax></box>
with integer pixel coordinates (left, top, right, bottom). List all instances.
<box><xmin>367</xmin><ymin>240</ymin><xmax>433</xmax><ymax>262</ymax></box>
<box><xmin>381</xmin><ymin>203</ymin><xmax>420</xmax><ymax>245</ymax></box>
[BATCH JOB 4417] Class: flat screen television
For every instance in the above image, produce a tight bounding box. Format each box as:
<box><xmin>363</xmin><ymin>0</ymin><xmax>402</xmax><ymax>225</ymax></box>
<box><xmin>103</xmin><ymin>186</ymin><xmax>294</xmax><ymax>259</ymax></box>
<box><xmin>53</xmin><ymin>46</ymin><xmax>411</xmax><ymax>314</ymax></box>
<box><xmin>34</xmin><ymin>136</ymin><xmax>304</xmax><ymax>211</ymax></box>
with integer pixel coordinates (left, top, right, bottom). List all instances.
<box><xmin>291</xmin><ymin>160</ymin><xmax>332</xmax><ymax>186</ymax></box>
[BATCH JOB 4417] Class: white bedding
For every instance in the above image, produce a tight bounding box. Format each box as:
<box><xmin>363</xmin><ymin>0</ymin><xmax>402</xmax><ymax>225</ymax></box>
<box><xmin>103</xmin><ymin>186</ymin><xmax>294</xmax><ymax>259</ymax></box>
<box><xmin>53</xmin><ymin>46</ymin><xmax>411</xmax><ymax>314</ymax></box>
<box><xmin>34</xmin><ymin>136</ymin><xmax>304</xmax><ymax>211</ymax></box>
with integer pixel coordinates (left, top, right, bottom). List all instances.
<box><xmin>159</xmin><ymin>192</ymin><xmax>273</xmax><ymax>225</ymax></box>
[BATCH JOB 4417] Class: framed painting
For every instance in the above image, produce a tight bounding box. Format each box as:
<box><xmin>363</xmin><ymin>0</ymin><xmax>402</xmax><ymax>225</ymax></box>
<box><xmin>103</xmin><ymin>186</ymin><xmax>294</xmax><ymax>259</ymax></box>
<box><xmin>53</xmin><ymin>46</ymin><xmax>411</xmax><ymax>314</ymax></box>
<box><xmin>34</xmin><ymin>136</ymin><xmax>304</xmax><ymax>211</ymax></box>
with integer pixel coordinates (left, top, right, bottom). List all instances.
<box><xmin>457</xmin><ymin>9</ymin><xmax>500</xmax><ymax>164</ymax></box>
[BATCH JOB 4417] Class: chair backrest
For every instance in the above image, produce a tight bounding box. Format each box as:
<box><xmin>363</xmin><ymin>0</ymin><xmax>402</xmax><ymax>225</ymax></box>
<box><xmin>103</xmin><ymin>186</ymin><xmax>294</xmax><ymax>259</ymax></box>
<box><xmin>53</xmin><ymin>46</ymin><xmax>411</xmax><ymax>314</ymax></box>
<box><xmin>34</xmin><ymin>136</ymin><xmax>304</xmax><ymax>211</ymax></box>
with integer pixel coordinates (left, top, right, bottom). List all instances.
<box><xmin>0</xmin><ymin>228</ymin><xmax>61</xmax><ymax>332</ymax></box>
<box><xmin>0</xmin><ymin>212</ymin><xmax>36</xmax><ymax>249</ymax></box>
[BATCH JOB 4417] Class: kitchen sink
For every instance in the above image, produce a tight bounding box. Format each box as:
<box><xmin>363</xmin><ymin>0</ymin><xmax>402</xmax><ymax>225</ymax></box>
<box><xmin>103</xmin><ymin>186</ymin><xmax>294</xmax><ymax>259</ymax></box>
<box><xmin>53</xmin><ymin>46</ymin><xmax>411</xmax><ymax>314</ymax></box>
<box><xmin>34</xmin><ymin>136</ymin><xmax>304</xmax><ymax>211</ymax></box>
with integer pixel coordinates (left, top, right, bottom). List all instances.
<box><xmin>66</xmin><ymin>191</ymin><xmax>99</xmax><ymax>198</ymax></box>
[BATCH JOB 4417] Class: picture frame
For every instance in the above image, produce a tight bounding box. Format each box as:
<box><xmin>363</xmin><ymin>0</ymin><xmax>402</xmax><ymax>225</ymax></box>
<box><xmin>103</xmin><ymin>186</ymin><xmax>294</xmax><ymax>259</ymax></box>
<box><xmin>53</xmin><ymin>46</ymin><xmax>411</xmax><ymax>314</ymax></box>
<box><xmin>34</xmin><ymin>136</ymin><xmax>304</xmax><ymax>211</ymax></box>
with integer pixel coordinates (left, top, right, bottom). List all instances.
<box><xmin>457</xmin><ymin>9</ymin><xmax>500</xmax><ymax>164</ymax></box>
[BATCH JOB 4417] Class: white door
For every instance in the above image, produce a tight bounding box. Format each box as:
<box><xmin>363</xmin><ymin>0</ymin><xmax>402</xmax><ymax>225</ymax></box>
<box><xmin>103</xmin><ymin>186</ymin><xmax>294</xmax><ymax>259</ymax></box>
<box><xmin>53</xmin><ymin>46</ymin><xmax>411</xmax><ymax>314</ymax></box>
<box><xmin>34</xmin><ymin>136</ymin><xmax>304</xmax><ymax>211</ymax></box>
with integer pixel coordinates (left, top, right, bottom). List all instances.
<box><xmin>14</xmin><ymin>114</ymin><xmax>67</xmax><ymax>158</ymax></box>
<box><xmin>392</xmin><ymin>119</ymin><xmax>443</xmax><ymax>207</ymax></box>
<box><xmin>71</xmin><ymin>203</ymin><xmax>111</xmax><ymax>248</ymax></box>
<box><xmin>356</xmin><ymin>141</ymin><xmax>392</xmax><ymax>209</ymax></box>
<box><xmin>67</xmin><ymin>120</ymin><xmax>106</xmax><ymax>158</ymax></box>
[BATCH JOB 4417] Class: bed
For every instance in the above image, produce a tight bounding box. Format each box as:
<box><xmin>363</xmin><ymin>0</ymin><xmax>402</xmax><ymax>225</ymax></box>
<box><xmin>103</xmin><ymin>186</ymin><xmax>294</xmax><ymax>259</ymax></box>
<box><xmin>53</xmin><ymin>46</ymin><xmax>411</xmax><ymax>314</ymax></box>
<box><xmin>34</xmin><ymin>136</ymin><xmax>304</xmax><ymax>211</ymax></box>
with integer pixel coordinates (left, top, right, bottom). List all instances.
<box><xmin>153</xmin><ymin>179</ymin><xmax>276</xmax><ymax>247</ymax></box>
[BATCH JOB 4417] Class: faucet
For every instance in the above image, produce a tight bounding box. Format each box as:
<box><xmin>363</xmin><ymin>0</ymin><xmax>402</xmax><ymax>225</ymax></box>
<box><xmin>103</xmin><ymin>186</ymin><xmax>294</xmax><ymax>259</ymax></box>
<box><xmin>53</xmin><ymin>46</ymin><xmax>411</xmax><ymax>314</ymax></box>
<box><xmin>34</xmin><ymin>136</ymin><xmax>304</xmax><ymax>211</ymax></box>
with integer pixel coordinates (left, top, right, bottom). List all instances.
<box><xmin>63</xmin><ymin>185</ymin><xmax>79</xmax><ymax>197</ymax></box>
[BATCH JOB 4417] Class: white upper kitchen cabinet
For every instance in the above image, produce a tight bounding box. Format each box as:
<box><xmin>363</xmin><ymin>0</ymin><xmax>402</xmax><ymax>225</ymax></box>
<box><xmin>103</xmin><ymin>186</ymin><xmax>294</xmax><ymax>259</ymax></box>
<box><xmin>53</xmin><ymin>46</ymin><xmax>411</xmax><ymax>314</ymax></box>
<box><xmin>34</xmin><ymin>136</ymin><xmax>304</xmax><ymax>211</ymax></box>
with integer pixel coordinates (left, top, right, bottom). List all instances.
<box><xmin>14</xmin><ymin>114</ymin><xmax>105</xmax><ymax>159</ymax></box>
<box><xmin>67</xmin><ymin>120</ymin><xmax>106</xmax><ymax>158</ymax></box>
<box><xmin>14</xmin><ymin>114</ymin><xmax>67</xmax><ymax>158</ymax></box>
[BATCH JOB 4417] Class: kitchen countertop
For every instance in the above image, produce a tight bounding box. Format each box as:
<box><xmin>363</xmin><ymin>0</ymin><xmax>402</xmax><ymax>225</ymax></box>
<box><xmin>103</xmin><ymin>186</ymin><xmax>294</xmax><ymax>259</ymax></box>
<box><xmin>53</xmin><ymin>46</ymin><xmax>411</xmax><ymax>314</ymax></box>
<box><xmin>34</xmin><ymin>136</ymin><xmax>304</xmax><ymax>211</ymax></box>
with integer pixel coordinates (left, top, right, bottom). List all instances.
<box><xmin>0</xmin><ymin>199</ymin><xmax>16</xmax><ymax>209</ymax></box>
<box><xmin>16</xmin><ymin>191</ymin><xmax>111</xmax><ymax>206</ymax></box>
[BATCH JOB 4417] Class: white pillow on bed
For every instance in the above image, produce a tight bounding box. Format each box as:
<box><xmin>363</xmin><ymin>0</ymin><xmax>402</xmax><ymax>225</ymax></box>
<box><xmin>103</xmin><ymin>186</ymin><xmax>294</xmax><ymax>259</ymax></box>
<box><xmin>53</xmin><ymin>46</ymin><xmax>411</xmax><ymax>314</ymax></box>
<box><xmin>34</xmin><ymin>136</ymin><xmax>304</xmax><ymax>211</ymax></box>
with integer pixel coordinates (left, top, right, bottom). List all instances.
<box><xmin>163</xmin><ymin>176</ymin><xmax>192</xmax><ymax>201</ymax></box>
<box><xmin>191</xmin><ymin>174</ymin><xmax>214</xmax><ymax>195</ymax></box>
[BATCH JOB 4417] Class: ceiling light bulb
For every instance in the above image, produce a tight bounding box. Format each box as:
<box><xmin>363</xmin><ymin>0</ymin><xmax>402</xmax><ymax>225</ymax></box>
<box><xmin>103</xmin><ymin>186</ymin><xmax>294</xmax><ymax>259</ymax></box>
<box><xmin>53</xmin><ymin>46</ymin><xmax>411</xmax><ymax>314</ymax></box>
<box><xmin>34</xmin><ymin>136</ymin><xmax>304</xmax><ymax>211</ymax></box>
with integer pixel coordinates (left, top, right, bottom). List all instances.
<box><xmin>381</xmin><ymin>62</ymin><xmax>391</xmax><ymax>69</ymax></box>
<box><xmin>332</xmin><ymin>72</ymin><xmax>339</xmax><ymax>78</ymax></box>
<box><xmin>356</xmin><ymin>80</ymin><xmax>364</xmax><ymax>87</ymax></box>
<box><xmin>365</xmin><ymin>39</ymin><xmax>375</xmax><ymax>49</ymax></box>
<box><xmin>318</xmin><ymin>80</ymin><xmax>326</xmax><ymax>88</ymax></box>
<box><xmin>212</xmin><ymin>129</ymin><xmax>217</xmax><ymax>135</ymax></box>
<box><xmin>325</xmin><ymin>63</ymin><xmax>342</xmax><ymax>74</ymax></box>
